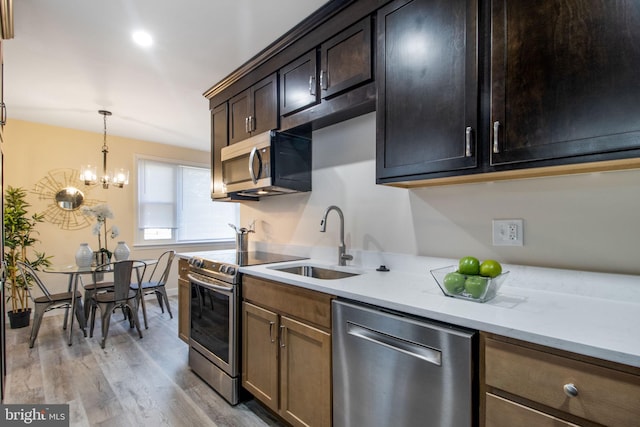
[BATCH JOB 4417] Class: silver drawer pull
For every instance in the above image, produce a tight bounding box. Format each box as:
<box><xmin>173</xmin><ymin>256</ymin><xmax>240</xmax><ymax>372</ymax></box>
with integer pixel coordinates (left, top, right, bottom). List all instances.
<box><xmin>465</xmin><ymin>126</ymin><xmax>473</xmax><ymax>157</ymax></box>
<box><xmin>279</xmin><ymin>325</ymin><xmax>286</xmax><ymax>347</ymax></box>
<box><xmin>493</xmin><ymin>121</ymin><xmax>501</xmax><ymax>153</ymax></box>
<box><xmin>563</xmin><ymin>383</ymin><xmax>578</xmax><ymax>397</ymax></box>
<box><xmin>269</xmin><ymin>321</ymin><xmax>275</xmax><ymax>343</ymax></box>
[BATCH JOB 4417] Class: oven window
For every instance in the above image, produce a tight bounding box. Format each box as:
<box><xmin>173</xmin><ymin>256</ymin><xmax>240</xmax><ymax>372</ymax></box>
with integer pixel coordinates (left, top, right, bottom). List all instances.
<box><xmin>190</xmin><ymin>283</ymin><xmax>231</xmax><ymax>364</ymax></box>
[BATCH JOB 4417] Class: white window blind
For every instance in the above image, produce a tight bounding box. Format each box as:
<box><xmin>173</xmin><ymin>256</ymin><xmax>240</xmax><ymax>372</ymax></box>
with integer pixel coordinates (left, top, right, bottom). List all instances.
<box><xmin>137</xmin><ymin>158</ymin><xmax>238</xmax><ymax>244</ymax></box>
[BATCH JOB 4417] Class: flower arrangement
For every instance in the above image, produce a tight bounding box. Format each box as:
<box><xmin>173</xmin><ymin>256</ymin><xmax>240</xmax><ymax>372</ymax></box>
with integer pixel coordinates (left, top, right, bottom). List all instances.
<box><xmin>81</xmin><ymin>203</ymin><xmax>119</xmax><ymax>260</ymax></box>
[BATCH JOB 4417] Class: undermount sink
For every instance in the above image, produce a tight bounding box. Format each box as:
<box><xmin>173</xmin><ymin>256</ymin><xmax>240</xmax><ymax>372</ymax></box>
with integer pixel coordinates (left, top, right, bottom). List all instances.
<box><xmin>272</xmin><ymin>264</ymin><xmax>360</xmax><ymax>280</ymax></box>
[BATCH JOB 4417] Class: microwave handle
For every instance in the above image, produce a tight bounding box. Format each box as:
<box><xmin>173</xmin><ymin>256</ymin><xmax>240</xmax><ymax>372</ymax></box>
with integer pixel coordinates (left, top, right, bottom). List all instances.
<box><xmin>249</xmin><ymin>146</ymin><xmax>262</xmax><ymax>184</ymax></box>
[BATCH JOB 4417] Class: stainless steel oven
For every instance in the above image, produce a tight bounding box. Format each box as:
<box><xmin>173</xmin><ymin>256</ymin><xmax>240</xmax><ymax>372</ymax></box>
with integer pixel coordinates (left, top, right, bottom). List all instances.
<box><xmin>188</xmin><ymin>268</ymin><xmax>239</xmax><ymax>404</ymax></box>
<box><xmin>187</xmin><ymin>250</ymin><xmax>306</xmax><ymax>405</ymax></box>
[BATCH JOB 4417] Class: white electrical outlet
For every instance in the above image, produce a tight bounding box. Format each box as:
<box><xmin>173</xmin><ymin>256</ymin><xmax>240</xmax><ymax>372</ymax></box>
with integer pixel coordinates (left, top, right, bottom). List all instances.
<box><xmin>492</xmin><ymin>219</ymin><xmax>524</xmax><ymax>246</ymax></box>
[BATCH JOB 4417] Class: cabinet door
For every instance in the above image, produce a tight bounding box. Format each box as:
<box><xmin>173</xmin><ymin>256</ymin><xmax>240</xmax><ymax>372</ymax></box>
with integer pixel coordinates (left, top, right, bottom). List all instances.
<box><xmin>376</xmin><ymin>0</ymin><xmax>478</xmax><ymax>181</ymax></box>
<box><xmin>211</xmin><ymin>102</ymin><xmax>228</xmax><ymax>198</ymax></box>
<box><xmin>242</xmin><ymin>301</ymin><xmax>279</xmax><ymax>412</ymax></box>
<box><xmin>228</xmin><ymin>89</ymin><xmax>250</xmax><ymax>145</ymax></box>
<box><xmin>279</xmin><ymin>316</ymin><xmax>331</xmax><ymax>427</ymax></box>
<box><xmin>177</xmin><ymin>277</ymin><xmax>189</xmax><ymax>343</ymax></box>
<box><xmin>320</xmin><ymin>17</ymin><xmax>372</xmax><ymax>100</ymax></box>
<box><xmin>250</xmin><ymin>73</ymin><xmax>279</xmax><ymax>136</ymax></box>
<box><xmin>490</xmin><ymin>0</ymin><xmax>640</xmax><ymax>166</ymax></box>
<box><xmin>280</xmin><ymin>50</ymin><xmax>319</xmax><ymax>116</ymax></box>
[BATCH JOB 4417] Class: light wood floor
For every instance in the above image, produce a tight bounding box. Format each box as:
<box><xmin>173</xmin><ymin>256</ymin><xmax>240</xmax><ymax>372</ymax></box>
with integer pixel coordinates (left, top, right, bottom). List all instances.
<box><xmin>4</xmin><ymin>295</ymin><xmax>287</xmax><ymax>427</ymax></box>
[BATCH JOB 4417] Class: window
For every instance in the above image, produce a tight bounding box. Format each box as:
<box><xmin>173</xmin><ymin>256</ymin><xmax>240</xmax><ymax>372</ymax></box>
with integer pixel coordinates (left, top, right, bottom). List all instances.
<box><xmin>136</xmin><ymin>157</ymin><xmax>238</xmax><ymax>245</ymax></box>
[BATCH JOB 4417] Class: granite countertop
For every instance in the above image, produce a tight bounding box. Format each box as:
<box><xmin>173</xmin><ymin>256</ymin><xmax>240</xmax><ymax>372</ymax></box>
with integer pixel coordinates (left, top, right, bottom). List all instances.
<box><xmin>238</xmin><ymin>256</ymin><xmax>640</xmax><ymax>369</ymax></box>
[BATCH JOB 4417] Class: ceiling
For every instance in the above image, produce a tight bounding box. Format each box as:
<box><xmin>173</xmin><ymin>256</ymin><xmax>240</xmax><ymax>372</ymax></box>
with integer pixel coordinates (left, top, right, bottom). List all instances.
<box><xmin>3</xmin><ymin>0</ymin><xmax>329</xmax><ymax>151</ymax></box>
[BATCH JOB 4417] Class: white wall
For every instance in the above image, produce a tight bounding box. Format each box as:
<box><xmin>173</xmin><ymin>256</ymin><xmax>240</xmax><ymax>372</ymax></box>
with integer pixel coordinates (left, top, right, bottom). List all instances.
<box><xmin>242</xmin><ymin>112</ymin><xmax>640</xmax><ymax>275</ymax></box>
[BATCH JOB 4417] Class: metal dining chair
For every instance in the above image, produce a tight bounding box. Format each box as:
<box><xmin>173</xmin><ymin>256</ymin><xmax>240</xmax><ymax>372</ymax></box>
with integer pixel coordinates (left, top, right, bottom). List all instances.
<box><xmin>16</xmin><ymin>261</ymin><xmax>87</xmax><ymax>348</ymax></box>
<box><xmin>130</xmin><ymin>250</ymin><xmax>175</xmax><ymax>329</ymax></box>
<box><xmin>82</xmin><ymin>270</ymin><xmax>115</xmax><ymax>322</ymax></box>
<box><xmin>89</xmin><ymin>260</ymin><xmax>144</xmax><ymax>348</ymax></box>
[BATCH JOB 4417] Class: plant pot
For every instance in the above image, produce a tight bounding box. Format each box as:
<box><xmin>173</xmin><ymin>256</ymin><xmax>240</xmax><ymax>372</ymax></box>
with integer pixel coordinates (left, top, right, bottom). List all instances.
<box><xmin>8</xmin><ymin>308</ymin><xmax>31</xmax><ymax>329</ymax></box>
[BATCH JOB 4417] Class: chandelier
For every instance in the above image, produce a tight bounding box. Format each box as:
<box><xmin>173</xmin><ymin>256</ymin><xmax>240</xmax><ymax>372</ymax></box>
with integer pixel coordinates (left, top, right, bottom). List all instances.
<box><xmin>79</xmin><ymin>110</ymin><xmax>129</xmax><ymax>189</ymax></box>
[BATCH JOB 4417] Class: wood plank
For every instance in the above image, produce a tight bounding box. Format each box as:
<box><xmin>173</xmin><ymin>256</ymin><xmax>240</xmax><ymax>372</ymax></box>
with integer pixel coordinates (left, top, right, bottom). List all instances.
<box><xmin>4</xmin><ymin>295</ymin><xmax>287</xmax><ymax>427</ymax></box>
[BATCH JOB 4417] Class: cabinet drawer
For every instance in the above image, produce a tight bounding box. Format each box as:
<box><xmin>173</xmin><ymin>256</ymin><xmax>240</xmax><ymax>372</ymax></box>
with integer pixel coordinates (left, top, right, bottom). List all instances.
<box><xmin>485</xmin><ymin>338</ymin><xmax>640</xmax><ymax>426</ymax></box>
<box><xmin>242</xmin><ymin>275</ymin><xmax>334</xmax><ymax>329</ymax></box>
<box><xmin>486</xmin><ymin>393</ymin><xmax>578</xmax><ymax>427</ymax></box>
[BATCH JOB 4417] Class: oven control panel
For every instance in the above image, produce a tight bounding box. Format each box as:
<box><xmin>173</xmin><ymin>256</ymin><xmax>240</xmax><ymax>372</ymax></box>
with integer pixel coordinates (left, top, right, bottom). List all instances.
<box><xmin>188</xmin><ymin>257</ymin><xmax>238</xmax><ymax>284</ymax></box>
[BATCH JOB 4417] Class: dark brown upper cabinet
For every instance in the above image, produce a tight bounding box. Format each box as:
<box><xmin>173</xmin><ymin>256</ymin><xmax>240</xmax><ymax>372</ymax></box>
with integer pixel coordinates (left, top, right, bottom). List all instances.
<box><xmin>279</xmin><ymin>16</ymin><xmax>375</xmax><ymax>129</ymax></box>
<box><xmin>229</xmin><ymin>73</ymin><xmax>279</xmax><ymax>145</ymax></box>
<box><xmin>376</xmin><ymin>0</ymin><xmax>478</xmax><ymax>182</ymax></box>
<box><xmin>320</xmin><ymin>16</ymin><xmax>373</xmax><ymax>100</ymax></box>
<box><xmin>490</xmin><ymin>0</ymin><xmax>640</xmax><ymax>166</ymax></box>
<box><xmin>280</xmin><ymin>49</ymin><xmax>319</xmax><ymax>116</ymax></box>
<box><xmin>211</xmin><ymin>102</ymin><xmax>228</xmax><ymax>200</ymax></box>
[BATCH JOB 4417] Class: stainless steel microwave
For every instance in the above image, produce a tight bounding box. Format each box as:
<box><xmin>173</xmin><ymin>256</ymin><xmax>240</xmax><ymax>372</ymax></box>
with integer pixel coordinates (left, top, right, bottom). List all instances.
<box><xmin>214</xmin><ymin>130</ymin><xmax>312</xmax><ymax>200</ymax></box>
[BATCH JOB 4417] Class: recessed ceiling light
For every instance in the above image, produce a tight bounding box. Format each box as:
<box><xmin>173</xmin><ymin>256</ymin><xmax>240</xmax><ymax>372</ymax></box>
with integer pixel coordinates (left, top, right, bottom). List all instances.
<box><xmin>132</xmin><ymin>30</ymin><xmax>153</xmax><ymax>47</ymax></box>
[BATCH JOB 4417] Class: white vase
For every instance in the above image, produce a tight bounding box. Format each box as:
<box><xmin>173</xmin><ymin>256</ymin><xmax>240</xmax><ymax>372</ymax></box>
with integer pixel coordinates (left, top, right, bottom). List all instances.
<box><xmin>114</xmin><ymin>241</ymin><xmax>130</xmax><ymax>261</ymax></box>
<box><xmin>75</xmin><ymin>243</ymin><xmax>93</xmax><ymax>268</ymax></box>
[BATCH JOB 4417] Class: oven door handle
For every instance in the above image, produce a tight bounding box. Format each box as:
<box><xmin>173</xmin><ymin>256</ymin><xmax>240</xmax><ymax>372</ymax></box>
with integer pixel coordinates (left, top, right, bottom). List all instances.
<box><xmin>188</xmin><ymin>273</ymin><xmax>234</xmax><ymax>294</ymax></box>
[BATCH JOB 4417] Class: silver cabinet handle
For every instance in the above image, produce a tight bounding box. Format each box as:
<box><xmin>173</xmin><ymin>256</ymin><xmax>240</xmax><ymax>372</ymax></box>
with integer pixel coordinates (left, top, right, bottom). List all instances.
<box><xmin>249</xmin><ymin>115</ymin><xmax>254</xmax><ymax>132</ymax></box>
<box><xmin>248</xmin><ymin>146</ymin><xmax>262</xmax><ymax>184</ymax></box>
<box><xmin>244</xmin><ymin>116</ymin><xmax>250</xmax><ymax>134</ymax></box>
<box><xmin>493</xmin><ymin>121</ymin><xmax>501</xmax><ymax>154</ymax></box>
<box><xmin>465</xmin><ymin>126</ymin><xmax>473</xmax><ymax>157</ymax></box>
<box><xmin>279</xmin><ymin>324</ymin><xmax>286</xmax><ymax>347</ymax></box>
<box><xmin>320</xmin><ymin>70</ymin><xmax>328</xmax><ymax>90</ymax></box>
<box><xmin>309</xmin><ymin>75</ymin><xmax>316</xmax><ymax>96</ymax></box>
<box><xmin>0</xmin><ymin>102</ymin><xmax>6</xmax><ymax>126</ymax></box>
<box><xmin>269</xmin><ymin>321</ymin><xmax>276</xmax><ymax>343</ymax></box>
<box><xmin>563</xmin><ymin>383</ymin><xmax>578</xmax><ymax>398</ymax></box>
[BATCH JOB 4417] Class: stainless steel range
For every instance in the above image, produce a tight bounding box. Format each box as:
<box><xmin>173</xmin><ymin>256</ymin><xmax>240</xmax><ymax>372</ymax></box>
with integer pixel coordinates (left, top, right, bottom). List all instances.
<box><xmin>187</xmin><ymin>250</ymin><xmax>306</xmax><ymax>405</ymax></box>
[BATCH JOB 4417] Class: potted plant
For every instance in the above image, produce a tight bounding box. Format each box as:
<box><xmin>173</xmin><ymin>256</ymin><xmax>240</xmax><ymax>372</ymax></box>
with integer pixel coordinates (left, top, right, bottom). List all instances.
<box><xmin>80</xmin><ymin>203</ymin><xmax>119</xmax><ymax>265</ymax></box>
<box><xmin>4</xmin><ymin>186</ymin><xmax>51</xmax><ymax>328</ymax></box>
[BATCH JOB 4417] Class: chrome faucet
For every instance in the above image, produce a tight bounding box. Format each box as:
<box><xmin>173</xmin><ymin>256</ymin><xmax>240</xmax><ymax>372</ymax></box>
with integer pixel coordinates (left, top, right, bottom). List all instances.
<box><xmin>320</xmin><ymin>205</ymin><xmax>353</xmax><ymax>266</ymax></box>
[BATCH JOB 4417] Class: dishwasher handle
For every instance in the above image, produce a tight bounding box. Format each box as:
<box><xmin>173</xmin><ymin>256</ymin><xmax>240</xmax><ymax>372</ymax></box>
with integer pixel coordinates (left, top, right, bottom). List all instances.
<box><xmin>346</xmin><ymin>322</ymin><xmax>442</xmax><ymax>366</ymax></box>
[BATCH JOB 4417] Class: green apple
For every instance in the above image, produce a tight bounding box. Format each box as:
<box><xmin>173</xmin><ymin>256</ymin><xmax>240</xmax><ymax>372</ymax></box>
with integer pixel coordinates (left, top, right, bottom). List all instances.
<box><xmin>479</xmin><ymin>260</ymin><xmax>502</xmax><ymax>278</ymax></box>
<box><xmin>458</xmin><ymin>256</ymin><xmax>480</xmax><ymax>275</ymax></box>
<box><xmin>443</xmin><ymin>272</ymin><xmax>466</xmax><ymax>295</ymax></box>
<box><xmin>464</xmin><ymin>275</ymin><xmax>488</xmax><ymax>299</ymax></box>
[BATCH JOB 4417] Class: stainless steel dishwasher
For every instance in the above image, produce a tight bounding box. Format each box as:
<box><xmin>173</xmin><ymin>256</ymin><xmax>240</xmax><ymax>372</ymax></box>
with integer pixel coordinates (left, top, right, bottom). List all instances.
<box><xmin>333</xmin><ymin>299</ymin><xmax>477</xmax><ymax>427</ymax></box>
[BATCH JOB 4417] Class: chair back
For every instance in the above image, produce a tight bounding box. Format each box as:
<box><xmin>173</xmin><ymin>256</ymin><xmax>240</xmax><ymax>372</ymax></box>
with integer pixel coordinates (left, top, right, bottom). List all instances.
<box><xmin>146</xmin><ymin>250</ymin><xmax>175</xmax><ymax>285</ymax></box>
<box><xmin>16</xmin><ymin>261</ymin><xmax>52</xmax><ymax>303</ymax></box>
<box><xmin>94</xmin><ymin>260</ymin><xmax>135</xmax><ymax>300</ymax></box>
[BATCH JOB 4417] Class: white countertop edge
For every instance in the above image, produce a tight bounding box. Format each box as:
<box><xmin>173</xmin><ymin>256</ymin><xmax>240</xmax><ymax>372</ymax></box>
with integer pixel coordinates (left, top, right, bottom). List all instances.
<box><xmin>240</xmin><ymin>259</ymin><xmax>640</xmax><ymax>369</ymax></box>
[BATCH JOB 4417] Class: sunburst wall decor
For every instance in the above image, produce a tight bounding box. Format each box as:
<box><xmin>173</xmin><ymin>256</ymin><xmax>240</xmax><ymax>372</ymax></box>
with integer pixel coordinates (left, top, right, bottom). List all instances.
<box><xmin>33</xmin><ymin>168</ymin><xmax>105</xmax><ymax>230</ymax></box>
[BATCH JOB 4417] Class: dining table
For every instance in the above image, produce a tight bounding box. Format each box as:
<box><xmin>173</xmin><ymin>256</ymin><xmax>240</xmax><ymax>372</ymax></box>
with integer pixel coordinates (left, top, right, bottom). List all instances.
<box><xmin>44</xmin><ymin>259</ymin><xmax>156</xmax><ymax>346</ymax></box>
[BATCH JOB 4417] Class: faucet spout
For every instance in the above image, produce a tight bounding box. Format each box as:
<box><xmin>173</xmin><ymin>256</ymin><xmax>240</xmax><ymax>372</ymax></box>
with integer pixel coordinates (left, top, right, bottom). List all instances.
<box><xmin>320</xmin><ymin>205</ymin><xmax>353</xmax><ymax>266</ymax></box>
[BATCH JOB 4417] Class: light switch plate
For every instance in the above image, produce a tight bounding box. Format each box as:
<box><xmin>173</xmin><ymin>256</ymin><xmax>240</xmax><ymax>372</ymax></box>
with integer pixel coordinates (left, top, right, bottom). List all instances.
<box><xmin>492</xmin><ymin>219</ymin><xmax>524</xmax><ymax>246</ymax></box>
